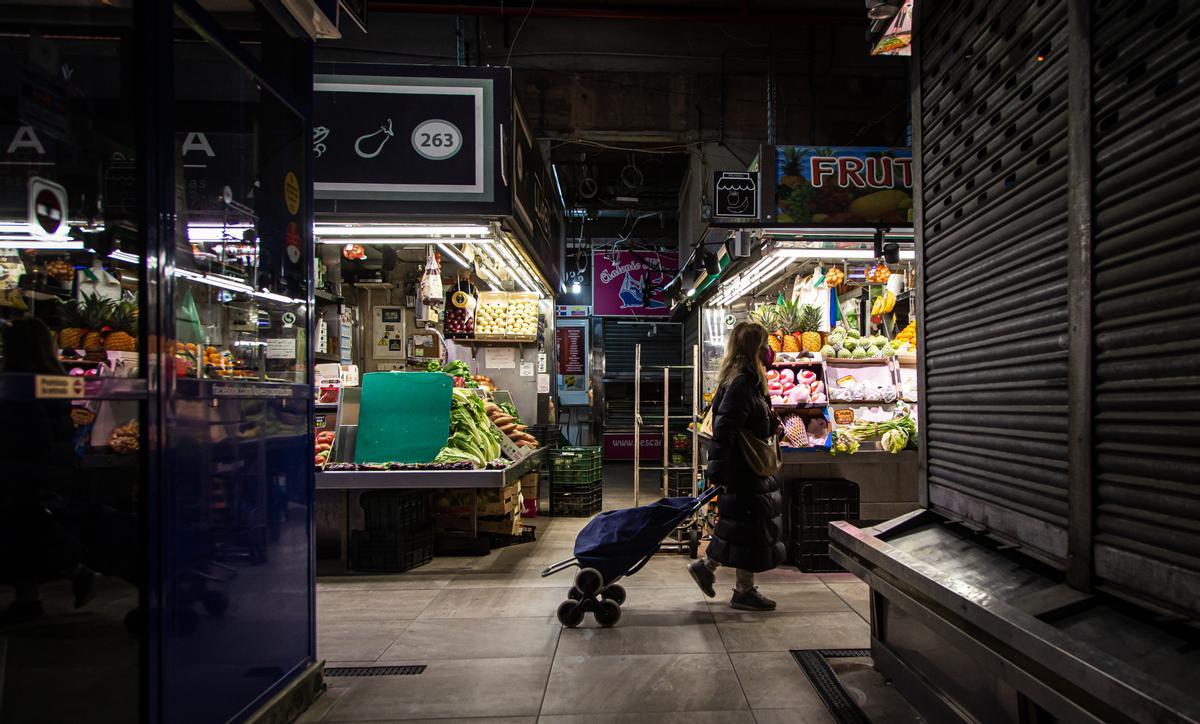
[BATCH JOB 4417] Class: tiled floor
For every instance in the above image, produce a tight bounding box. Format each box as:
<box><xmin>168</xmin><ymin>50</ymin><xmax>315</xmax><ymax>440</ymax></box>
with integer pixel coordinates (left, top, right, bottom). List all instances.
<box><xmin>302</xmin><ymin>467</ymin><xmax>873</xmax><ymax>723</ymax></box>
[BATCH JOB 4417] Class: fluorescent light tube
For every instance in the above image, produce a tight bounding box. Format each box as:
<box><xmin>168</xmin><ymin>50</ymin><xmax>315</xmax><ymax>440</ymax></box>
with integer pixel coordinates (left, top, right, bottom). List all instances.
<box><xmin>313</xmin><ymin>224</ymin><xmax>491</xmax><ymax>238</ymax></box>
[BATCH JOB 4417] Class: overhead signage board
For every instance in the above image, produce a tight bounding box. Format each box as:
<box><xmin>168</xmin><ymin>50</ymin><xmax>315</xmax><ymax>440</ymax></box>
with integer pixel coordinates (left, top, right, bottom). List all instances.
<box><xmin>313</xmin><ymin>65</ymin><xmax>510</xmax><ymax>216</ymax></box>
<box><xmin>591</xmin><ymin>250</ymin><xmax>678</xmax><ymax>317</ymax></box>
<box><xmin>713</xmin><ymin>171</ymin><xmax>759</xmax><ymax>219</ymax></box>
<box><xmin>775</xmin><ymin>146</ymin><xmax>913</xmax><ymax>226</ymax></box>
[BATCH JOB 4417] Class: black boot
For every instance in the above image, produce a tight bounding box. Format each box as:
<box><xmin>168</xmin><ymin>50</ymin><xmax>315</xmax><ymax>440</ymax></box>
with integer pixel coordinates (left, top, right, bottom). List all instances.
<box><xmin>730</xmin><ymin>587</ymin><xmax>777</xmax><ymax>611</ymax></box>
<box><xmin>687</xmin><ymin>560</ymin><xmax>717</xmax><ymax>598</ymax></box>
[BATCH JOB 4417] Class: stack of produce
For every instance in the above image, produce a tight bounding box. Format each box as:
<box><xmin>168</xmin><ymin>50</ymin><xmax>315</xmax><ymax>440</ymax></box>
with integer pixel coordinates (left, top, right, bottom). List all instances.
<box><xmin>780</xmin><ymin>414</ymin><xmax>829</xmax><ymax>448</ymax></box>
<box><xmin>892</xmin><ymin>320</ymin><xmax>916</xmax><ymax>350</ymax></box>
<box><xmin>865</xmin><ymin>263</ymin><xmax>892</xmax><ymax>284</ymax></box>
<box><xmin>426</xmin><ymin>359</ymin><xmax>477</xmax><ymax>388</ymax></box>
<box><xmin>485</xmin><ymin>400</ymin><xmax>539</xmax><ymax>449</ymax></box>
<box><xmin>46</xmin><ymin>259</ymin><xmax>74</xmax><ymax>282</ymax></box>
<box><xmin>820</xmin><ymin>325</ymin><xmax>895</xmax><ymax>360</ymax></box>
<box><xmin>767</xmin><ymin>367</ymin><xmax>826</xmax><ymax>406</ymax></box>
<box><xmin>315</xmin><ymin>429</ymin><xmax>335</xmax><ymax>468</ymax></box>
<box><xmin>443</xmin><ymin>286</ymin><xmax>477</xmax><ymax>338</ymax></box>
<box><xmin>475</xmin><ymin>296</ymin><xmax>508</xmax><ymax>336</ymax></box>
<box><xmin>506</xmin><ymin>298</ymin><xmax>539</xmax><ymax>338</ymax></box>
<box><xmin>472</xmin><ymin>374</ymin><xmax>494</xmax><ymax>391</ymax></box>
<box><xmin>830</xmin><ymin>408</ymin><xmax>917</xmax><ymax>456</ymax></box>
<box><xmin>109</xmin><ymin>420</ymin><xmax>139</xmax><ymax>454</ymax></box>
<box><xmin>434</xmin><ymin>387</ymin><xmax>502</xmax><ymax>467</ymax></box>
<box><xmin>751</xmin><ymin>300</ymin><xmax>824</xmax><ymax>354</ymax></box>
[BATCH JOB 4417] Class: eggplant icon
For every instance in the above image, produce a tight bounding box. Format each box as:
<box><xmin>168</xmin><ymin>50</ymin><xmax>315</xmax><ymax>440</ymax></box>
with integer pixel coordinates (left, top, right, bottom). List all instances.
<box><xmin>354</xmin><ymin>119</ymin><xmax>394</xmax><ymax>159</ymax></box>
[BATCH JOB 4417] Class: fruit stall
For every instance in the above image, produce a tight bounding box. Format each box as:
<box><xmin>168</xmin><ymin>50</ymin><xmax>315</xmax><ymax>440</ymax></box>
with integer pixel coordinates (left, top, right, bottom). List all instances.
<box><xmin>309</xmin><ymin>64</ymin><xmax>563</xmax><ymax>570</ymax></box>
<box><xmin>690</xmin><ymin>227</ymin><xmax>922</xmax><ymax>566</ymax></box>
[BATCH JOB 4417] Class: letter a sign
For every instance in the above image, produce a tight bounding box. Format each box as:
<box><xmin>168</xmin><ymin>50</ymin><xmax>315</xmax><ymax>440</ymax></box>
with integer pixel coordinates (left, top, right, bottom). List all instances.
<box><xmin>28</xmin><ymin>177</ymin><xmax>68</xmax><ymax>239</ymax></box>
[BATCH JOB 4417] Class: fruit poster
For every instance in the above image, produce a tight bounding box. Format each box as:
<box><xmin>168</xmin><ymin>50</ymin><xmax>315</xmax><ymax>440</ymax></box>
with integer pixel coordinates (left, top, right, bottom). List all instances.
<box><xmin>591</xmin><ymin>250</ymin><xmax>678</xmax><ymax>317</ymax></box>
<box><xmin>775</xmin><ymin>146</ymin><xmax>913</xmax><ymax>225</ymax></box>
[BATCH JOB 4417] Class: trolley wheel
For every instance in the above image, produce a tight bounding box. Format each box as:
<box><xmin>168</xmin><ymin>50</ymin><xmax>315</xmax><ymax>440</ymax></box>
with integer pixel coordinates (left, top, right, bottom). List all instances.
<box><xmin>688</xmin><ymin>528</ymin><xmax>700</xmax><ymax>559</ymax></box>
<box><xmin>557</xmin><ymin>600</ymin><xmax>585</xmax><ymax>628</ymax></box>
<box><xmin>601</xmin><ymin>584</ymin><xmax>626</xmax><ymax>605</ymax></box>
<box><xmin>574</xmin><ymin>567</ymin><xmax>604</xmax><ymax>597</ymax></box>
<box><xmin>594</xmin><ymin>599</ymin><xmax>622</xmax><ymax>628</ymax></box>
<box><xmin>567</xmin><ymin>586</ymin><xmax>584</xmax><ymax>601</ymax></box>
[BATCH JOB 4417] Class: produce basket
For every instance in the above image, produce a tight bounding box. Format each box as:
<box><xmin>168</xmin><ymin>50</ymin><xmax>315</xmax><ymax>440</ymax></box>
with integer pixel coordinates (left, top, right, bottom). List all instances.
<box><xmin>550</xmin><ymin>480</ymin><xmax>603</xmax><ymax>517</ymax></box>
<box><xmin>550</xmin><ymin>446</ymin><xmax>602</xmax><ymax>484</ymax></box>
<box><xmin>349</xmin><ymin>526</ymin><xmax>434</xmax><ymax>572</ymax></box>
<box><xmin>474</xmin><ymin>291</ymin><xmax>509</xmax><ymax>339</ymax></box>
<box><xmin>503</xmin><ymin>291</ymin><xmax>539</xmax><ymax>341</ymax></box>
<box><xmin>360</xmin><ymin>490</ymin><xmax>431</xmax><ymax>532</ymax></box>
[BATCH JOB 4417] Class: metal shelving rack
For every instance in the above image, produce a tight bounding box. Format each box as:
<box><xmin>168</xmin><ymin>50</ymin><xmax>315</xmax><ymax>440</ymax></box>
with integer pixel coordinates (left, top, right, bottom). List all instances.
<box><xmin>633</xmin><ymin>343</ymin><xmax>701</xmax><ymax>507</ymax></box>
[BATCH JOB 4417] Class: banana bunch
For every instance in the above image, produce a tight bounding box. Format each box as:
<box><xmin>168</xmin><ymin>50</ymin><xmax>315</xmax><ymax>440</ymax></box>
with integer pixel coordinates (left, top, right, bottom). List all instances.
<box><xmin>870</xmin><ymin>289</ymin><xmax>897</xmax><ymax>315</ymax></box>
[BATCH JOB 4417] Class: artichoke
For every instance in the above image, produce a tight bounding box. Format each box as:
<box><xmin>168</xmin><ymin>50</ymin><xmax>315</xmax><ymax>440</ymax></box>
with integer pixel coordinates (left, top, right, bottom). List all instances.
<box><xmin>852</xmin><ymin>347</ymin><xmax>868</xmax><ymax>359</ymax></box>
<box><xmin>837</xmin><ymin>348</ymin><xmax>853</xmax><ymax>359</ymax></box>
<box><xmin>820</xmin><ymin>345</ymin><xmax>836</xmax><ymax>357</ymax></box>
<box><xmin>866</xmin><ymin>344</ymin><xmax>882</xmax><ymax>358</ymax></box>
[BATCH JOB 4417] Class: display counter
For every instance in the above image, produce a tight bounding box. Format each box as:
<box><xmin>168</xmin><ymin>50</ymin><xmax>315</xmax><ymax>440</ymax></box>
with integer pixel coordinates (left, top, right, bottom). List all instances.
<box><xmin>317</xmin><ymin>448</ymin><xmax>543</xmax><ymax>490</ymax></box>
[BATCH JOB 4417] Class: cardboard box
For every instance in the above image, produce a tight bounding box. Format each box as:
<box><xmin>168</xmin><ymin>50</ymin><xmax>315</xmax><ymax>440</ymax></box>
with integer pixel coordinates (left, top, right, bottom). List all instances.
<box><xmin>431</xmin><ymin>483</ymin><xmax>520</xmax><ymax>517</ymax></box>
<box><xmin>436</xmin><ymin>511</ymin><xmax>523</xmax><ymax>536</ymax></box>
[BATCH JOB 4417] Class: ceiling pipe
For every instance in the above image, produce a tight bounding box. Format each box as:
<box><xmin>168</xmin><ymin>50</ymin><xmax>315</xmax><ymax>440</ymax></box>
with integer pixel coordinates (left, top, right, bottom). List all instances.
<box><xmin>367</xmin><ymin>2</ymin><xmax>861</xmax><ymax>25</ymax></box>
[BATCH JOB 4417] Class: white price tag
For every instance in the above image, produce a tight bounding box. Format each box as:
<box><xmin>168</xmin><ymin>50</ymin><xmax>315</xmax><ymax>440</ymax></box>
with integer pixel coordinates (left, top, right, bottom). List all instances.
<box><xmin>537</xmin><ymin>352</ymin><xmax>547</xmax><ymax>373</ymax></box>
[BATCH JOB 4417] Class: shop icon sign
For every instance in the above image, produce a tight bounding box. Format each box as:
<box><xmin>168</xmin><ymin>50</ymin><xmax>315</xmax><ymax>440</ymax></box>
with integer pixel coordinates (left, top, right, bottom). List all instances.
<box><xmin>28</xmin><ymin>176</ymin><xmax>68</xmax><ymax>238</ymax></box>
<box><xmin>713</xmin><ymin>171</ymin><xmax>759</xmax><ymax>219</ymax></box>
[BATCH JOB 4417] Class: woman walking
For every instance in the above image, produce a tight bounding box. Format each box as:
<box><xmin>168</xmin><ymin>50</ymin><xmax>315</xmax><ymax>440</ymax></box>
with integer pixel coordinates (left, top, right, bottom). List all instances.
<box><xmin>687</xmin><ymin>320</ymin><xmax>785</xmax><ymax>611</ymax></box>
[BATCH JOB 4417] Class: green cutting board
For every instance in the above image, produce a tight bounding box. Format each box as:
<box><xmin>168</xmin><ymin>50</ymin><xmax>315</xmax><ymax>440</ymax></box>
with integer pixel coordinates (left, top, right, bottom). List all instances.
<box><xmin>354</xmin><ymin>371</ymin><xmax>453</xmax><ymax>464</ymax></box>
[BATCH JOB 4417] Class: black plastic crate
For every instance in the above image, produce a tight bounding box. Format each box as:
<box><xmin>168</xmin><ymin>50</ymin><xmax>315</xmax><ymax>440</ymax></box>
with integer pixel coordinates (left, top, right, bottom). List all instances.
<box><xmin>349</xmin><ymin>526</ymin><xmax>434</xmax><ymax>572</ymax></box>
<box><xmin>668</xmin><ymin>470</ymin><xmax>698</xmax><ymax>498</ymax></box>
<box><xmin>550</xmin><ymin>480</ymin><xmax>603</xmax><ymax>517</ymax></box>
<box><xmin>791</xmin><ymin>479</ymin><xmax>859</xmax><ymax>572</ymax></box>
<box><xmin>360</xmin><ymin>490</ymin><xmax>430</xmax><ymax>532</ymax></box>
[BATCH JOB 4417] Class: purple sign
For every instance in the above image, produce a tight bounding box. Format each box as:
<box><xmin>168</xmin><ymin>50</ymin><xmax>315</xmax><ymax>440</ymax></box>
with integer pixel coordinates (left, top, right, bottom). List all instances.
<box><xmin>591</xmin><ymin>251</ymin><xmax>678</xmax><ymax>317</ymax></box>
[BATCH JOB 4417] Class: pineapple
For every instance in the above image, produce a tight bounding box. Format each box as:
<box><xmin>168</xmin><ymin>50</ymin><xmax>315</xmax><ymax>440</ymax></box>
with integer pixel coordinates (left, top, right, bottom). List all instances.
<box><xmin>776</xmin><ymin>299</ymin><xmax>803</xmax><ymax>353</ymax></box>
<box><xmin>105</xmin><ymin>299</ymin><xmax>138</xmax><ymax>352</ymax></box>
<box><xmin>780</xmin><ymin>147</ymin><xmax>805</xmax><ymax>189</ymax></box>
<box><xmin>58</xmin><ymin>298</ymin><xmax>85</xmax><ymax>349</ymax></box>
<box><xmin>750</xmin><ymin>304</ymin><xmax>785</xmax><ymax>352</ymax></box>
<box><xmin>78</xmin><ymin>293</ymin><xmax>114</xmax><ymax>360</ymax></box>
<box><xmin>799</xmin><ymin>304</ymin><xmax>824</xmax><ymax>353</ymax></box>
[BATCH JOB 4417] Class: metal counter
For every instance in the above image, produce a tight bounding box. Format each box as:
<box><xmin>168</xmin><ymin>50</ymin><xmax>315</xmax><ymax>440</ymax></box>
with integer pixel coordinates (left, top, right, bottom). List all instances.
<box><xmin>316</xmin><ymin>448</ymin><xmax>544</xmax><ymax>490</ymax></box>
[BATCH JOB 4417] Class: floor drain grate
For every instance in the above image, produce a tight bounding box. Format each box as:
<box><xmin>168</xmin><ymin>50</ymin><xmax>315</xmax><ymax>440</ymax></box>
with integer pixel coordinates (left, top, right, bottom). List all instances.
<box><xmin>325</xmin><ymin>665</ymin><xmax>426</xmax><ymax>677</ymax></box>
<box><xmin>791</xmin><ymin>649</ymin><xmax>872</xmax><ymax>724</ymax></box>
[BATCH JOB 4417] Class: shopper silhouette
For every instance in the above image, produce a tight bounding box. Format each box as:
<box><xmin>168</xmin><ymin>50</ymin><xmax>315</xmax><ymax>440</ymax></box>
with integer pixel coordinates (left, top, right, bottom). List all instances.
<box><xmin>688</xmin><ymin>320</ymin><xmax>785</xmax><ymax>610</ymax></box>
<box><xmin>0</xmin><ymin>317</ymin><xmax>98</xmax><ymax>623</ymax></box>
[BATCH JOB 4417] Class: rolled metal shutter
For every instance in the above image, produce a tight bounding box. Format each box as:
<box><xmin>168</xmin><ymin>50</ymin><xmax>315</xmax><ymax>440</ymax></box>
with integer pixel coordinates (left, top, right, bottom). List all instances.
<box><xmin>918</xmin><ymin>0</ymin><xmax>1071</xmax><ymax>566</ymax></box>
<box><xmin>1091</xmin><ymin>0</ymin><xmax>1200</xmax><ymax>614</ymax></box>
<box><xmin>600</xmin><ymin>319</ymin><xmax>682</xmax><ymax>428</ymax></box>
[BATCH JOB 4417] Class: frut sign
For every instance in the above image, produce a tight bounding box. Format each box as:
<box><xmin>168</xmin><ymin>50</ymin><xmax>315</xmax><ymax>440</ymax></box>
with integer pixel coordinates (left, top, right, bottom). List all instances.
<box><xmin>809</xmin><ymin>155</ymin><xmax>912</xmax><ymax>190</ymax></box>
<box><xmin>776</xmin><ymin>146</ymin><xmax>913</xmax><ymax>226</ymax></box>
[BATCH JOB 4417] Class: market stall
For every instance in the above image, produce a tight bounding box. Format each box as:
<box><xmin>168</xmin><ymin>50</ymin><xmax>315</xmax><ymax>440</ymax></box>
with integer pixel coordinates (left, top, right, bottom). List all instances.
<box><xmin>684</xmin><ymin>145</ymin><xmax>921</xmax><ymax>570</ymax></box>
<box><xmin>308</xmin><ymin>65</ymin><xmax>562</xmax><ymax>571</ymax></box>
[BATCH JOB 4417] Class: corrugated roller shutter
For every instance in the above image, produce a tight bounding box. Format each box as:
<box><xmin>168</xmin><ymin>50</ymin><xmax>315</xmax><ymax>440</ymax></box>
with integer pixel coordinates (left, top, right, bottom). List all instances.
<box><xmin>919</xmin><ymin>0</ymin><xmax>1071</xmax><ymax>566</ymax></box>
<box><xmin>1091</xmin><ymin>0</ymin><xmax>1200</xmax><ymax>615</ymax></box>
<box><xmin>601</xmin><ymin>320</ymin><xmax>682</xmax><ymax>378</ymax></box>
<box><xmin>601</xmin><ymin>319</ymin><xmax>683</xmax><ymax>429</ymax></box>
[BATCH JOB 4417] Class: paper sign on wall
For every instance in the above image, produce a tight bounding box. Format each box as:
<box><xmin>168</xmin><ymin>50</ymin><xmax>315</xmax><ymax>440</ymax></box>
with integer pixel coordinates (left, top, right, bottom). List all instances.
<box><xmin>487</xmin><ymin>347</ymin><xmax>516</xmax><ymax>369</ymax></box>
<box><xmin>265</xmin><ymin>338</ymin><xmax>297</xmax><ymax>359</ymax></box>
<box><xmin>519</xmin><ymin>362</ymin><xmax>535</xmax><ymax>377</ymax></box>
<box><xmin>537</xmin><ymin>373</ymin><xmax>550</xmax><ymax>394</ymax></box>
<box><xmin>537</xmin><ymin>352</ymin><xmax>547</xmax><ymax>373</ymax></box>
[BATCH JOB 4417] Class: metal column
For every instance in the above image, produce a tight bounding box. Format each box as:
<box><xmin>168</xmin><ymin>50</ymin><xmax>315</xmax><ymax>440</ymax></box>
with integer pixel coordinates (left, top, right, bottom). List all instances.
<box><xmin>633</xmin><ymin>343</ymin><xmax>641</xmax><ymax>507</ymax></box>
<box><xmin>691</xmin><ymin>343</ymin><xmax>700</xmax><ymax>497</ymax></box>
<box><xmin>662</xmin><ymin>366</ymin><xmax>670</xmax><ymax>499</ymax></box>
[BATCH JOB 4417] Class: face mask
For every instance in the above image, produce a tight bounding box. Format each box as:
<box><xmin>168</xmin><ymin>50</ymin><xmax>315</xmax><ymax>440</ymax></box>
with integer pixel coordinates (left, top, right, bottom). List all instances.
<box><xmin>761</xmin><ymin>346</ymin><xmax>775</xmax><ymax>366</ymax></box>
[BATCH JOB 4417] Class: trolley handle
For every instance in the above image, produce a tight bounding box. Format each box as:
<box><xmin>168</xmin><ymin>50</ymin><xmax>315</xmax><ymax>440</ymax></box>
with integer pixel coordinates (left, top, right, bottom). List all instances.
<box><xmin>541</xmin><ymin>557</ymin><xmax>579</xmax><ymax>578</ymax></box>
<box><xmin>692</xmin><ymin>485</ymin><xmax>723</xmax><ymax>512</ymax></box>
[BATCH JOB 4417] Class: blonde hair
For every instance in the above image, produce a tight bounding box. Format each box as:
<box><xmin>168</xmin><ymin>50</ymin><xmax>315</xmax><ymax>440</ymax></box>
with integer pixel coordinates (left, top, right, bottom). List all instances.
<box><xmin>718</xmin><ymin>320</ymin><xmax>769</xmax><ymax>394</ymax></box>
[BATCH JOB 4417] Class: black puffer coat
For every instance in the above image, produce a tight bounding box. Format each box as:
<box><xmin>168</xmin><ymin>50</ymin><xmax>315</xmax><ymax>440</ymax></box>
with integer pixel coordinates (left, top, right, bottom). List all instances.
<box><xmin>704</xmin><ymin>368</ymin><xmax>785</xmax><ymax>572</ymax></box>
